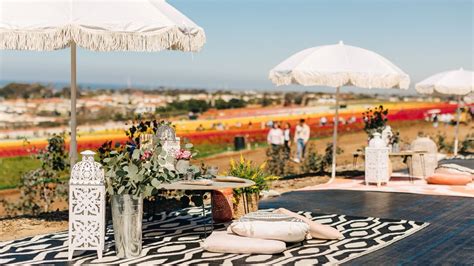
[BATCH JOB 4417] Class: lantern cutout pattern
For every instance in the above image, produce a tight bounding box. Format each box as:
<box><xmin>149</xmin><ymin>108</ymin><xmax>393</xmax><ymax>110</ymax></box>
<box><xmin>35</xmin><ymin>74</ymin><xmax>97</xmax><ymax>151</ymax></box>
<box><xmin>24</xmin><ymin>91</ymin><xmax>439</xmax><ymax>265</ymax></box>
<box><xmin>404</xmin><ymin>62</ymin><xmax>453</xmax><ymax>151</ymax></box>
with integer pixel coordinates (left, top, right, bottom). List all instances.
<box><xmin>155</xmin><ymin>125</ymin><xmax>180</xmax><ymax>170</ymax></box>
<box><xmin>365</xmin><ymin>133</ymin><xmax>390</xmax><ymax>187</ymax></box>
<box><xmin>68</xmin><ymin>150</ymin><xmax>105</xmax><ymax>260</ymax></box>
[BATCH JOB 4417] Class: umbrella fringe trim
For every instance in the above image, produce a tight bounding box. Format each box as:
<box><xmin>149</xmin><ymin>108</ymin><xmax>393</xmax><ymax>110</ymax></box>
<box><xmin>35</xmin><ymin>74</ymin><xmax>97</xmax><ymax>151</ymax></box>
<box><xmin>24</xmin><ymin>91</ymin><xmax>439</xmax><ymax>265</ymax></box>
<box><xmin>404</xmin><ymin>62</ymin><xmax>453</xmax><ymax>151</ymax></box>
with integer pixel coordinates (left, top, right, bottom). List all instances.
<box><xmin>269</xmin><ymin>71</ymin><xmax>410</xmax><ymax>89</ymax></box>
<box><xmin>0</xmin><ymin>26</ymin><xmax>206</xmax><ymax>52</ymax></box>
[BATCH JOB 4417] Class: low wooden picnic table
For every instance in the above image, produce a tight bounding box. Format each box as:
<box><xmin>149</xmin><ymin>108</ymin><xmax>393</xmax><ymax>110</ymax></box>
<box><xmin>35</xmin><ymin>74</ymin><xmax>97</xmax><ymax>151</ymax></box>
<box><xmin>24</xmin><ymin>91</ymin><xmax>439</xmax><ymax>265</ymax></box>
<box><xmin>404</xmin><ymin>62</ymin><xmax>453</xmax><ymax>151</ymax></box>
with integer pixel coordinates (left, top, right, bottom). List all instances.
<box><xmin>156</xmin><ymin>178</ymin><xmax>255</xmax><ymax>237</ymax></box>
<box><xmin>352</xmin><ymin>150</ymin><xmax>428</xmax><ymax>182</ymax></box>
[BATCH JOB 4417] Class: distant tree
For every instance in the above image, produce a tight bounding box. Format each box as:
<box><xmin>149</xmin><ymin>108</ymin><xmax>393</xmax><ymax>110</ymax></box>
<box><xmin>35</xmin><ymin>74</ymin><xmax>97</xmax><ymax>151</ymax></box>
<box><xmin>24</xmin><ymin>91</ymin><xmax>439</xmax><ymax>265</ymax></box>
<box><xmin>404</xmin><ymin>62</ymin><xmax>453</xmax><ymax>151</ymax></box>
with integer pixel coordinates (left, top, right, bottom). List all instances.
<box><xmin>214</xmin><ymin>99</ymin><xmax>228</xmax><ymax>109</ymax></box>
<box><xmin>186</xmin><ymin>99</ymin><xmax>210</xmax><ymax>113</ymax></box>
<box><xmin>228</xmin><ymin>98</ymin><xmax>246</xmax><ymax>108</ymax></box>
<box><xmin>260</xmin><ymin>96</ymin><xmax>273</xmax><ymax>107</ymax></box>
<box><xmin>0</xmin><ymin>82</ymin><xmax>53</xmax><ymax>99</ymax></box>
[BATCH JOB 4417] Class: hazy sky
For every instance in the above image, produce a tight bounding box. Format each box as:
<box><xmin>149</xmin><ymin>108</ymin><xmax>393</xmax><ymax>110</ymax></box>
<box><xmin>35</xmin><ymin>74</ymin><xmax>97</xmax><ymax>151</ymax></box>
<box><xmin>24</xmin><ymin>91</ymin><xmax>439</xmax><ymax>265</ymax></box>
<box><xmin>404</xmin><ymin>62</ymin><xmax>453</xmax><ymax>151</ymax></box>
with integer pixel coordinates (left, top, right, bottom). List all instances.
<box><xmin>0</xmin><ymin>0</ymin><xmax>472</xmax><ymax>94</ymax></box>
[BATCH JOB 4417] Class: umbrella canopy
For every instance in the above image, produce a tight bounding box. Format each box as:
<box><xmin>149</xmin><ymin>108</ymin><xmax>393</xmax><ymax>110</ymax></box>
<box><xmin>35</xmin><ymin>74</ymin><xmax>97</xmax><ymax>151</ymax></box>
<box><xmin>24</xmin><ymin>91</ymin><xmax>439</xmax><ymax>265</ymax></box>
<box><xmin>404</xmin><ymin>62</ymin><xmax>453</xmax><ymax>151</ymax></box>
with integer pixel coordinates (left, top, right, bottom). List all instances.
<box><xmin>416</xmin><ymin>68</ymin><xmax>474</xmax><ymax>155</ymax></box>
<box><xmin>416</xmin><ymin>68</ymin><xmax>473</xmax><ymax>96</ymax></box>
<box><xmin>0</xmin><ymin>0</ymin><xmax>205</xmax><ymax>52</ymax></box>
<box><xmin>269</xmin><ymin>41</ymin><xmax>410</xmax><ymax>181</ymax></box>
<box><xmin>0</xmin><ymin>0</ymin><xmax>205</xmax><ymax>164</ymax></box>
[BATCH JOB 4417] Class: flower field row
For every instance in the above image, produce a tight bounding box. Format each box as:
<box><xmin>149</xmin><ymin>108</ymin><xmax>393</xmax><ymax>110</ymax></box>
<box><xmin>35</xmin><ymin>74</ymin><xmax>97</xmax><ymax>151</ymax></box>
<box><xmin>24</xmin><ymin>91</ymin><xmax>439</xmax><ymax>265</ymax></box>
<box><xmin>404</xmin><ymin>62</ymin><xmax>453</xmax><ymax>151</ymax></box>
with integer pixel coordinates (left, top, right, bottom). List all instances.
<box><xmin>0</xmin><ymin>102</ymin><xmax>459</xmax><ymax>158</ymax></box>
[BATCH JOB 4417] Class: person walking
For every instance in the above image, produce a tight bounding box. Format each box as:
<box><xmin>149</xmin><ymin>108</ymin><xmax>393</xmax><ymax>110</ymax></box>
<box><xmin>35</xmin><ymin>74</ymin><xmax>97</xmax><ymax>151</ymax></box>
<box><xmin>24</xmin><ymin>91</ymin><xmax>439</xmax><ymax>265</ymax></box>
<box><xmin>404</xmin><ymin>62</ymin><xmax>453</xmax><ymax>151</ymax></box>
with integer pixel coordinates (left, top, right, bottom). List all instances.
<box><xmin>293</xmin><ymin>119</ymin><xmax>310</xmax><ymax>163</ymax></box>
<box><xmin>267</xmin><ymin>122</ymin><xmax>284</xmax><ymax>149</ymax></box>
<box><xmin>283</xmin><ymin>122</ymin><xmax>291</xmax><ymax>157</ymax></box>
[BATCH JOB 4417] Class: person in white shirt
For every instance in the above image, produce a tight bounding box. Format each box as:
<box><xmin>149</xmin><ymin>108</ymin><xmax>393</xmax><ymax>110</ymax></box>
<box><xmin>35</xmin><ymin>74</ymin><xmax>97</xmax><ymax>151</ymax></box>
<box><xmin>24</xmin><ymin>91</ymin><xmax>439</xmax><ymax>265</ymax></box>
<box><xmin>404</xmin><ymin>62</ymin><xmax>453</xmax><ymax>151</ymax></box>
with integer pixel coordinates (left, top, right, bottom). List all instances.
<box><xmin>293</xmin><ymin>119</ymin><xmax>310</xmax><ymax>163</ymax></box>
<box><xmin>267</xmin><ymin>122</ymin><xmax>284</xmax><ymax>149</ymax></box>
<box><xmin>283</xmin><ymin>122</ymin><xmax>291</xmax><ymax>150</ymax></box>
<box><xmin>282</xmin><ymin>122</ymin><xmax>292</xmax><ymax>158</ymax></box>
<box><xmin>320</xmin><ymin>116</ymin><xmax>328</xmax><ymax>126</ymax></box>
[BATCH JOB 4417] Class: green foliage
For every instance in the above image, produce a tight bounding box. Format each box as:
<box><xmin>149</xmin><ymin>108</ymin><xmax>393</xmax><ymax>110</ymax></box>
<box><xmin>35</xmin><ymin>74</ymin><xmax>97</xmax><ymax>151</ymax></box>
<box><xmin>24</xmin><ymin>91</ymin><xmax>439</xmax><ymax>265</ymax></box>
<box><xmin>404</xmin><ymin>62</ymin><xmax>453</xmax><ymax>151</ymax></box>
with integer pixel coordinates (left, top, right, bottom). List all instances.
<box><xmin>321</xmin><ymin>142</ymin><xmax>344</xmax><ymax>172</ymax></box>
<box><xmin>102</xmin><ymin>142</ymin><xmax>179</xmax><ymax>198</ymax></box>
<box><xmin>260</xmin><ymin>95</ymin><xmax>275</xmax><ymax>107</ymax></box>
<box><xmin>193</xmin><ymin>143</ymin><xmax>230</xmax><ymax>158</ymax></box>
<box><xmin>300</xmin><ymin>144</ymin><xmax>323</xmax><ymax>173</ymax></box>
<box><xmin>460</xmin><ymin>133</ymin><xmax>474</xmax><ymax>154</ymax></box>
<box><xmin>1</xmin><ymin>134</ymin><xmax>69</xmax><ymax>216</ymax></box>
<box><xmin>215</xmin><ymin>98</ymin><xmax>247</xmax><ymax>109</ymax></box>
<box><xmin>0</xmin><ymin>82</ymin><xmax>53</xmax><ymax>99</ymax></box>
<box><xmin>434</xmin><ymin>133</ymin><xmax>453</xmax><ymax>153</ymax></box>
<box><xmin>266</xmin><ymin>145</ymin><xmax>290</xmax><ymax>176</ymax></box>
<box><xmin>362</xmin><ymin>105</ymin><xmax>389</xmax><ymax>137</ymax></box>
<box><xmin>156</xmin><ymin>99</ymin><xmax>210</xmax><ymax>114</ymax></box>
<box><xmin>227</xmin><ymin>155</ymin><xmax>278</xmax><ymax>195</ymax></box>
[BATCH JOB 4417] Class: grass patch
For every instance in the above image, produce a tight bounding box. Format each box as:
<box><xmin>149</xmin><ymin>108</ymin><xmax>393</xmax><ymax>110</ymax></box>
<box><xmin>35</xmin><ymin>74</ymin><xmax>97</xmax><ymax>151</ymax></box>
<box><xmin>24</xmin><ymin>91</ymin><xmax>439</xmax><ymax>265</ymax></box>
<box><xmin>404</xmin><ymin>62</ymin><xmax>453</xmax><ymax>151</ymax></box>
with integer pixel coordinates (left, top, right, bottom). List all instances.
<box><xmin>194</xmin><ymin>143</ymin><xmax>232</xmax><ymax>158</ymax></box>
<box><xmin>0</xmin><ymin>156</ymin><xmax>41</xmax><ymax>190</ymax></box>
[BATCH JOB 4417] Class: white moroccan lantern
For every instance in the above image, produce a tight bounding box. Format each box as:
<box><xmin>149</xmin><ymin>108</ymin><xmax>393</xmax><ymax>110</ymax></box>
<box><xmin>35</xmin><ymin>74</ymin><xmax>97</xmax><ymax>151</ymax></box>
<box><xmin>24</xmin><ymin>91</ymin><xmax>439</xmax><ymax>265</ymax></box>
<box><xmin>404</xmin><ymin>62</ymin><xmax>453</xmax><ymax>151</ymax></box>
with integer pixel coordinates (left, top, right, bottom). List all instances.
<box><xmin>365</xmin><ymin>133</ymin><xmax>390</xmax><ymax>186</ymax></box>
<box><xmin>68</xmin><ymin>150</ymin><xmax>106</xmax><ymax>260</ymax></box>
<box><xmin>155</xmin><ymin>125</ymin><xmax>180</xmax><ymax>170</ymax></box>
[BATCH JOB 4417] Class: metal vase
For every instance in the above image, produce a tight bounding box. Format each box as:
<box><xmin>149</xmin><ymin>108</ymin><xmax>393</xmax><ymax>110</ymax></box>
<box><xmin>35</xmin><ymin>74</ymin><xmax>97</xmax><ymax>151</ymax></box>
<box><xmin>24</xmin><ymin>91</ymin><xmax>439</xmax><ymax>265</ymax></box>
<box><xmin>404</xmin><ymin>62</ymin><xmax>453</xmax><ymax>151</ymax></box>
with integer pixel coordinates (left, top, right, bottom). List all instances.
<box><xmin>111</xmin><ymin>194</ymin><xmax>143</xmax><ymax>258</ymax></box>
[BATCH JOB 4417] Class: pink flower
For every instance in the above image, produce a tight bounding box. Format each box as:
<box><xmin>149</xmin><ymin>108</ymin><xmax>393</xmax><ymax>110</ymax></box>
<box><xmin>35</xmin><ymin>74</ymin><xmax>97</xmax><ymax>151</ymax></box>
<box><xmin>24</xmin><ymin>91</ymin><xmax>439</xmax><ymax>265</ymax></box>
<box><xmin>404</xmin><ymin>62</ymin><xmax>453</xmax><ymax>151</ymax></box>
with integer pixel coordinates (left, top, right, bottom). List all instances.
<box><xmin>175</xmin><ymin>149</ymin><xmax>192</xmax><ymax>160</ymax></box>
<box><xmin>141</xmin><ymin>150</ymin><xmax>153</xmax><ymax>161</ymax></box>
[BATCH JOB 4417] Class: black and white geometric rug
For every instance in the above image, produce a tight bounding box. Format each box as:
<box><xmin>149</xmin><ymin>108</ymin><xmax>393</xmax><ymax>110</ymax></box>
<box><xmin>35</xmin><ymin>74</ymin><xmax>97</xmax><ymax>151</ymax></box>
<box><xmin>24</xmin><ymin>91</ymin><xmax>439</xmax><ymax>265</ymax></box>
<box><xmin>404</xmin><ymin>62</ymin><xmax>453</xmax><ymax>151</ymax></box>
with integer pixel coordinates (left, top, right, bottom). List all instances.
<box><xmin>0</xmin><ymin>207</ymin><xmax>428</xmax><ymax>265</ymax></box>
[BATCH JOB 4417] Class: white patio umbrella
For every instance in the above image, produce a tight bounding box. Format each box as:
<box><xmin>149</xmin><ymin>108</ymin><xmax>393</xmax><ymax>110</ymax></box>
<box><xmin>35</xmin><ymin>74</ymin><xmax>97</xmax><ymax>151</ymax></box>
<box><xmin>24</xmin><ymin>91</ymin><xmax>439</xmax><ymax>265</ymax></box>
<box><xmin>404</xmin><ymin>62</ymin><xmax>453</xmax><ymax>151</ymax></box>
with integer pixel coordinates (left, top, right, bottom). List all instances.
<box><xmin>269</xmin><ymin>41</ymin><xmax>410</xmax><ymax>182</ymax></box>
<box><xmin>416</xmin><ymin>68</ymin><xmax>474</xmax><ymax>155</ymax></box>
<box><xmin>0</xmin><ymin>0</ymin><xmax>205</xmax><ymax>164</ymax></box>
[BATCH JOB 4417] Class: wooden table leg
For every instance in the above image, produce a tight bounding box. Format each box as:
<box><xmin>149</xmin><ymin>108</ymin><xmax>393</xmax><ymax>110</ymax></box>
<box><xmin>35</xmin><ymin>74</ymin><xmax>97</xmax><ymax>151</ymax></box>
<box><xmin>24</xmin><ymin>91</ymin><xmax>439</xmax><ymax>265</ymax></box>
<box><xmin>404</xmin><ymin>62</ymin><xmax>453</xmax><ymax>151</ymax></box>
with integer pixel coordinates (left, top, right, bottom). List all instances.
<box><xmin>408</xmin><ymin>155</ymin><xmax>414</xmax><ymax>183</ymax></box>
<box><xmin>243</xmin><ymin>192</ymin><xmax>249</xmax><ymax>214</ymax></box>
<box><xmin>201</xmin><ymin>192</ymin><xmax>208</xmax><ymax>238</ymax></box>
<box><xmin>353</xmin><ymin>155</ymin><xmax>359</xmax><ymax>168</ymax></box>
<box><xmin>420</xmin><ymin>154</ymin><xmax>426</xmax><ymax>179</ymax></box>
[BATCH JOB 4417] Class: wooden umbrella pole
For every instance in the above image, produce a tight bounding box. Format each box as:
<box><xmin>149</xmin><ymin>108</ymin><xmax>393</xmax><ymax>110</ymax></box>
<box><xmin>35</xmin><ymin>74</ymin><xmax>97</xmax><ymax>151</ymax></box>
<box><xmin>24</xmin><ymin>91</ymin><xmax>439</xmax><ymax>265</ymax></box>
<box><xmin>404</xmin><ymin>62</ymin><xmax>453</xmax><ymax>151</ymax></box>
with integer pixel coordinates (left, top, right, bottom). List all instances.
<box><xmin>70</xmin><ymin>41</ymin><xmax>78</xmax><ymax>165</ymax></box>
<box><xmin>453</xmin><ymin>95</ymin><xmax>461</xmax><ymax>156</ymax></box>
<box><xmin>330</xmin><ymin>86</ymin><xmax>340</xmax><ymax>182</ymax></box>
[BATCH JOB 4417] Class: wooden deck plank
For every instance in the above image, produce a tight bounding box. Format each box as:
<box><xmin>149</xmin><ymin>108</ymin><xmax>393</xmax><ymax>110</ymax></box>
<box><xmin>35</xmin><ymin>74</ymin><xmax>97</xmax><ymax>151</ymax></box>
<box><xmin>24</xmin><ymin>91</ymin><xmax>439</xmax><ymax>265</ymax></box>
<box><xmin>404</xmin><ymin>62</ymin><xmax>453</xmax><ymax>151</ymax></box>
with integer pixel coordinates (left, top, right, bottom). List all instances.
<box><xmin>260</xmin><ymin>190</ymin><xmax>474</xmax><ymax>265</ymax></box>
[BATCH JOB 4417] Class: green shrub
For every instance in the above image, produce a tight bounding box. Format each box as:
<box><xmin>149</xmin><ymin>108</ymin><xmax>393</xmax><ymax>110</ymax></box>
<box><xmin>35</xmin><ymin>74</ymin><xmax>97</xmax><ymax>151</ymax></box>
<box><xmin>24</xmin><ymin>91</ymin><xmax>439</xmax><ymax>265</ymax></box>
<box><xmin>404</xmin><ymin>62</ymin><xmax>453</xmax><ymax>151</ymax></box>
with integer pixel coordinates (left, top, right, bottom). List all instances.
<box><xmin>321</xmin><ymin>142</ymin><xmax>344</xmax><ymax>172</ymax></box>
<box><xmin>300</xmin><ymin>144</ymin><xmax>323</xmax><ymax>173</ymax></box>
<box><xmin>460</xmin><ymin>133</ymin><xmax>474</xmax><ymax>154</ymax></box>
<box><xmin>266</xmin><ymin>145</ymin><xmax>288</xmax><ymax>176</ymax></box>
<box><xmin>1</xmin><ymin>134</ymin><xmax>69</xmax><ymax>216</ymax></box>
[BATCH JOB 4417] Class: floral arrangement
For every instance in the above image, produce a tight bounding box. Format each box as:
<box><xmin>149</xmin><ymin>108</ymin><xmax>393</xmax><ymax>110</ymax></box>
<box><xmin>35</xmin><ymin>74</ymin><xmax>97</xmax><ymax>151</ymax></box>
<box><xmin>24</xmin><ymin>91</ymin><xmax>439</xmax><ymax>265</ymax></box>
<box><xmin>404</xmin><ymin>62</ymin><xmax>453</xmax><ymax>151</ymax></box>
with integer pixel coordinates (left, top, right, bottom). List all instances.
<box><xmin>102</xmin><ymin>142</ymin><xmax>178</xmax><ymax>198</ymax></box>
<box><xmin>175</xmin><ymin>148</ymin><xmax>192</xmax><ymax>160</ymax></box>
<box><xmin>174</xmin><ymin>143</ymin><xmax>196</xmax><ymax>160</ymax></box>
<box><xmin>362</xmin><ymin>105</ymin><xmax>389</xmax><ymax>138</ymax></box>
<box><xmin>99</xmin><ymin>120</ymin><xmax>182</xmax><ymax>198</ymax></box>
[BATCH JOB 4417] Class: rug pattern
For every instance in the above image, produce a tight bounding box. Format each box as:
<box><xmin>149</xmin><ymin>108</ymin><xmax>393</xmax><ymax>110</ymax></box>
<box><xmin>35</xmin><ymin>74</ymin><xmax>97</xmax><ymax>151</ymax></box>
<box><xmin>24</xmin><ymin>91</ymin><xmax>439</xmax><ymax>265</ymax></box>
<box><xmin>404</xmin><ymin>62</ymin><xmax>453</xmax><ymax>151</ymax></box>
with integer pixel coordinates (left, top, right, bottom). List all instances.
<box><xmin>0</xmin><ymin>208</ymin><xmax>428</xmax><ymax>265</ymax></box>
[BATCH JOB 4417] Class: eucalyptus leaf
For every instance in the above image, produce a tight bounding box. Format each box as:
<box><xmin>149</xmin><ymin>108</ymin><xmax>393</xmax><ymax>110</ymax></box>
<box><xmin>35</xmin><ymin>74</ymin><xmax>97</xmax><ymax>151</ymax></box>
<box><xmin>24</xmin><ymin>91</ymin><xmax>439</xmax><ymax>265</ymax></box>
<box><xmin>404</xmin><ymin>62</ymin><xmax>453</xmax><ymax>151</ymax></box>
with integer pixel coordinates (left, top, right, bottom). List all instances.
<box><xmin>132</xmin><ymin>149</ymin><xmax>141</xmax><ymax>160</ymax></box>
<box><xmin>166</xmin><ymin>155</ymin><xmax>175</xmax><ymax>163</ymax></box>
<box><xmin>158</xmin><ymin>158</ymin><xmax>166</xmax><ymax>165</ymax></box>
<box><xmin>151</xmin><ymin>178</ymin><xmax>161</xmax><ymax>188</ymax></box>
<box><xmin>144</xmin><ymin>185</ymin><xmax>154</xmax><ymax>197</ymax></box>
<box><xmin>160</xmin><ymin>150</ymin><xmax>167</xmax><ymax>157</ymax></box>
<box><xmin>185</xmin><ymin>143</ymin><xmax>193</xmax><ymax>149</ymax></box>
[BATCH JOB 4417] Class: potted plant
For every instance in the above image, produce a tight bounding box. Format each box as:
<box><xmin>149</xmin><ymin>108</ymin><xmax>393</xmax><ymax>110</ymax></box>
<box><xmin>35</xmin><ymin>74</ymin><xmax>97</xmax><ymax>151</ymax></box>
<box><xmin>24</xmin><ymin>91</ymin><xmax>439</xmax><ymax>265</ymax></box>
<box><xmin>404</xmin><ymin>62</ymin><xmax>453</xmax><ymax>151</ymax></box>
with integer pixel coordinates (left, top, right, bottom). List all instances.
<box><xmin>102</xmin><ymin>143</ymin><xmax>177</xmax><ymax>258</ymax></box>
<box><xmin>226</xmin><ymin>155</ymin><xmax>278</xmax><ymax>218</ymax></box>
